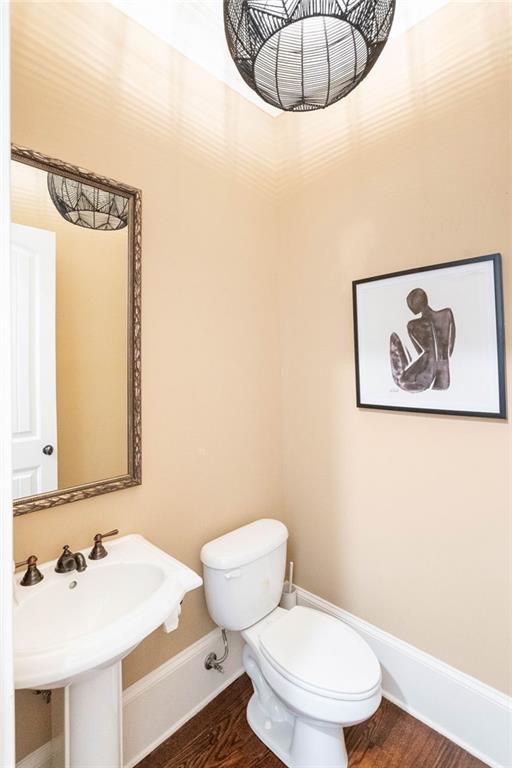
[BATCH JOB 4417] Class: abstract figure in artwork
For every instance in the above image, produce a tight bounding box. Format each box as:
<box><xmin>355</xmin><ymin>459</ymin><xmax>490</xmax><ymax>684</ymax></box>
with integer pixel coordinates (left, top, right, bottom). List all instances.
<box><xmin>390</xmin><ymin>289</ymin><xmax>456</xmax><ymax>392</ymax></box>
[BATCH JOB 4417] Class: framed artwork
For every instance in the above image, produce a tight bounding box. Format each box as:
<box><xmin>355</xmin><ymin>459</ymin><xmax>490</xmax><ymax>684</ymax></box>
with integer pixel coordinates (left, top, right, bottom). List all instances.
<box><xmin>352</xmin><ymin>254</ymin><xmax>506</xmax><ymax>419</ymax></box>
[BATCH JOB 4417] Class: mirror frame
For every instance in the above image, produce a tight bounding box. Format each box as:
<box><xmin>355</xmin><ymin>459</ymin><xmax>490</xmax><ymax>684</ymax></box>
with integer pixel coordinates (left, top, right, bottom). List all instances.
<box><xmin>12</xmin><ymin>144</ymin><xmax>142</xmax><ymax>516</ymax></box>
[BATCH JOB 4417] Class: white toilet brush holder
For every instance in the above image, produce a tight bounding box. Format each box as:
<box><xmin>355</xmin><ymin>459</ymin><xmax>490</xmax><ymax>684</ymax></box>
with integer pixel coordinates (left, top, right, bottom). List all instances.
<box><xmin>280</xmin><ymin>585</ymin><xmax>297</xmax><ymax>610</ymax></box>
<box><xmin>280</xmin><ymin>561</ymin><xmax>297</xmax><ymax>610</ymax></box>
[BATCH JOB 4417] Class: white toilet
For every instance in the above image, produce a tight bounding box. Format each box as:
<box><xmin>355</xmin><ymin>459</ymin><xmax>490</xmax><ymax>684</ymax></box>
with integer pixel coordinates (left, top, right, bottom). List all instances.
<box><xmin>200</xmin><ymin>519</ymin><xmax>382</xmax><ymax>768</ymax></box>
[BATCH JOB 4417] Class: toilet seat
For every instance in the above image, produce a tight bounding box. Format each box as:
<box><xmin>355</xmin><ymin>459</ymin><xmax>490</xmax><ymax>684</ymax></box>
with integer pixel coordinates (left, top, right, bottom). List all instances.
<box><xmin>259</xmin><ymin>606</ymin><xmax>381</xmax><ymax>701</ymax></box>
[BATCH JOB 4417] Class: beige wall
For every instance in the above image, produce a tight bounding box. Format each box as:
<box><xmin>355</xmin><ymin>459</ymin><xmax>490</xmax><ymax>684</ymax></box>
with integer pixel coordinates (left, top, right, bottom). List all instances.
<box><xmin>276</xmin><ymin>2</ymin><xmax>511</xmax><ymax>696</ymax></box>
<box><xmin>11</xmin><ymin>1</ymin><xmax>281</xmax><ymax>759</ymax></box>
<box><xmin>11</xmin><ymin>161</ymin><xmax>127</xmax><ymax>489</ymax></box>
<box><xmin>12</xmin><ymin>0</ymin><xmax>511</xmax><ymax>760</ymax></box>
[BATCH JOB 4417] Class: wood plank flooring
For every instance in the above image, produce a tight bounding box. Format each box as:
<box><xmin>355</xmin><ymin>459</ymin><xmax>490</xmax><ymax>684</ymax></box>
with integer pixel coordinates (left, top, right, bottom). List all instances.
<box><xmin>137</xmin><ymin>674</ymin><xmax>487</xmax><ymax>768</ymax></box>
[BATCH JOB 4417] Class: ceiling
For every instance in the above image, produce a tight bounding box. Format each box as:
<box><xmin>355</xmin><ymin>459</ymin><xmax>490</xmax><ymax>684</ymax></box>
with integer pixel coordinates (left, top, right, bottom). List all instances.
<box><xmin>109</xmin><ymin>0</ymin><xmax>452</xmax><ymax>117</ymax></box>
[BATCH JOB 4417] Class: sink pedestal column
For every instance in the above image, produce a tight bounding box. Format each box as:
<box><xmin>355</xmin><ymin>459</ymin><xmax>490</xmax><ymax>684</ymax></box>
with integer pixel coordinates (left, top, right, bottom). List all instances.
<box><xmin>52</xmin><ymin>661</ymin><xmax>123</xmax><ymax>768</ymax></box>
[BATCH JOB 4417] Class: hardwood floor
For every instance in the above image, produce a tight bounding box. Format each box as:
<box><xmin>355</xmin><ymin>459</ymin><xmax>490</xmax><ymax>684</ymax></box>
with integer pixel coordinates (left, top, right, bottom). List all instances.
<box><xmin>137</xmin><ymin>675</ymin><xmax>487</xmax><ymax>768</ymax></box>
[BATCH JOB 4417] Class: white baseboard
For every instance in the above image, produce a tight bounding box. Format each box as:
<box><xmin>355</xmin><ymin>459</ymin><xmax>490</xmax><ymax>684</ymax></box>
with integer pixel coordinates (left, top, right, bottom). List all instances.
<box><xmin>123</xmin><ymin>628</ymin><xmax>244</xmax><ymax>767</ymax></box>
<box><xmin>15</xmin><ymin>742</ymin><xmax>53</xmax><ymax>768</ymax></box>
<box><xmin>17</xmin><ymin>592</ymin><xmax>512</xmax><ymax>768</ymax></box>
<box><xmin>296</xmin><ymin>586</ymin><xmax>512</xmax><ymax>768</ymax></box>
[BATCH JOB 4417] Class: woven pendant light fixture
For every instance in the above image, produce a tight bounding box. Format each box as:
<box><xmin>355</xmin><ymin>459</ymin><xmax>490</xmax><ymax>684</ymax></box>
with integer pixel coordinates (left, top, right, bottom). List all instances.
<box><xmin>224</xmin><ymin>0</ymin><xmax>395</xmax><ymax>112</ymax></box>
<box><xmin>47</xmin><ymin>174</ymin><xmax>128</xmax><ymax>231</ymax></box>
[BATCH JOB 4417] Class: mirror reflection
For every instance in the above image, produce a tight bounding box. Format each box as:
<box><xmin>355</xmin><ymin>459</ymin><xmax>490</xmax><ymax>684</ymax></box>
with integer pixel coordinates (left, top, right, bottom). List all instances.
<box><xmin>11</xmin><ymin>159</ymin><xmax>129</xmax><ymax>500</ymax></box>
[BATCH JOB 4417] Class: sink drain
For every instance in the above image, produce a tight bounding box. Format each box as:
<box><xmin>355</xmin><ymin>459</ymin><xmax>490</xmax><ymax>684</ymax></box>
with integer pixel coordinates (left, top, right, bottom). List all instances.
<box><xmin>69</xmin><ymin>580</ymin><xmax>78</xmax><ymax>589</ymax></box>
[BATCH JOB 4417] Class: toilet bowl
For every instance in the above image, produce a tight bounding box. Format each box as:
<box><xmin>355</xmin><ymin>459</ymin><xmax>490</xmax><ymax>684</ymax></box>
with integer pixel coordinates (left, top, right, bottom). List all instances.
<box><xmin>242</xmin><ymin>606</ymin><xmax>381</xmax><ymax>767</ymax></box>
<box><xmin>200</xmin><ymin>519</ymin><xmax>382</xmax><ymax>768</ymax></box>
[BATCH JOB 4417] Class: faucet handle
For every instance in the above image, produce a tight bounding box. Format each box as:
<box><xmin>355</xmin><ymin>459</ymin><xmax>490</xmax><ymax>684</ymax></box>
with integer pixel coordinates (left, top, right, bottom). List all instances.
<box><xmin>15</xmin><ymin>555</ymin><xmax>44</xmax><ymax>586</ymax></box>
<box><xmin>15</xmin><ymin>554</ymin><xmax>37</xmax><ymax>569</ymax></box>
<box><xmin>88</xmin><ymin>529</ymin><xmax>119</xmax><ymax>560</ymax></box>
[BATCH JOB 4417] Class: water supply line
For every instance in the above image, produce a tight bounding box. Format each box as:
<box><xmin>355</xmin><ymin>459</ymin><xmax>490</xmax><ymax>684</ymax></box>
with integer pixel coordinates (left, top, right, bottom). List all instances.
<box><xmin>204</xmin><ymin>628</ymin><xmax>229</xmax><ymax>673</ymax></box>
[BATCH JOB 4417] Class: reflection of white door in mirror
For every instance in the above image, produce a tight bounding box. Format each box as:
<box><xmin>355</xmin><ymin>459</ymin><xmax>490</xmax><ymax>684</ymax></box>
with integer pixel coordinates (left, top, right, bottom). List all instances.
<box><xmin>11</xmin><ymin>223</ymin><xmax>57</xmax><ymax>499</ymax></box>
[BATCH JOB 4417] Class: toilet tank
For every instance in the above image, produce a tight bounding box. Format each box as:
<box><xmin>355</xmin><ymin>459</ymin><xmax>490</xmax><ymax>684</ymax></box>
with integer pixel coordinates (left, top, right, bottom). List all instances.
<box><xmin>200</xmin><ymin>519</ymin><xmax>288</xmax><ymax>631</ymax></box>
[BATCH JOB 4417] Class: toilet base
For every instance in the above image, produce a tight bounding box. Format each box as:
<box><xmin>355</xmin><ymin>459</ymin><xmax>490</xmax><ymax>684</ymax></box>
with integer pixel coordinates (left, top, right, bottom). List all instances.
<box><xmin>246</xmin><ymin>692</ymin><xmax>348</xmax><ymax>768</ymax></box>
<box><xmin>247</xmin><ymin>693</ymin><xmax>295</xmax><ymax>766</ymax></box>
<box><xmin>243</xmin><ymin>642</ymin><xmax>348</xmax><ymax>768</ymax></box>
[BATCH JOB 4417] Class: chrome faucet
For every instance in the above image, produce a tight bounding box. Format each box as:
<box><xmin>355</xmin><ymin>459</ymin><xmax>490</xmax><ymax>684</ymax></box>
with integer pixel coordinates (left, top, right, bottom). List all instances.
<box><xmin>55</xmin><ymin>545</ymin><xmax>87</xmax><ymax>574</ymax></box>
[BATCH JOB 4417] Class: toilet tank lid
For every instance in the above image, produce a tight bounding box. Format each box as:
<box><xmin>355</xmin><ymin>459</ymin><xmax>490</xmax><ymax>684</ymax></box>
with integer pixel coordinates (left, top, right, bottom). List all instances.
<box><xmin>200</xmin><ymin>519</ymin><xmax>288</xmax><ymax>570</ymax></box>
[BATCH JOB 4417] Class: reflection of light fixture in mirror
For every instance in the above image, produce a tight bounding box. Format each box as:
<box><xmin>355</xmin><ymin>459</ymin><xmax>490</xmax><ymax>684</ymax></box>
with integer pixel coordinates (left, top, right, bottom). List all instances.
<box><xmin>47</xmin><ymin>174</ymin><xmax>128</xmax><ymax>230</ymax></box>
<box><xmin>224</xmin><ymin>0</ymin><xmax>395</xmax><ymax>112</ymax></box>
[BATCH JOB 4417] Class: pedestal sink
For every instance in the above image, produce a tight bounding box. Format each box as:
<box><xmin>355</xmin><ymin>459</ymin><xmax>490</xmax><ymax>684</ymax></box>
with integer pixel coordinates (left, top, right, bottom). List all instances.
<box><xmin>14</xmin><ymin>534</ymin><xmax>202</xmax><ymax>768</ymax></box>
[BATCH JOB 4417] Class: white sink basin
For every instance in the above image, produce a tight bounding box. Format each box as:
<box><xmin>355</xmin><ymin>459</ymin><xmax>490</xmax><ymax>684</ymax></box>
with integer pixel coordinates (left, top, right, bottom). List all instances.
<box><xmin>13</xmin><ymin>534</ymin><xmax>202</xmax><ymax>768</ymax></box>
<box><xmin>14</xmin><ymin>534</ymin><xmax>202</xmax><ymax>689</ymax></box>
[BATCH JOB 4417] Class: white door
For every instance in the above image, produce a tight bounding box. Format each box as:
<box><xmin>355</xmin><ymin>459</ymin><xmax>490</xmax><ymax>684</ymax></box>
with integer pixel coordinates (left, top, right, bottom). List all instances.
<box><xmin>11</xmin><ymin>222</ymin><xmax>58</xmax><ymax>498</ymax></box>
<box><xmin>1</xmin><ymin>5</ymin><xmax>15</xmax><ymax>765</ymax></box>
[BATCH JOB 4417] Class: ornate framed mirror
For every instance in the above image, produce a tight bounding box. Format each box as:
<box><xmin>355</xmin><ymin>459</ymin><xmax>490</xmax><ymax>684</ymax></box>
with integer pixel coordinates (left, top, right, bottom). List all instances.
<box><xmin>11</xmin><ymin>144</ymin><xmax>141</xmax><ymax>516</ymax></box>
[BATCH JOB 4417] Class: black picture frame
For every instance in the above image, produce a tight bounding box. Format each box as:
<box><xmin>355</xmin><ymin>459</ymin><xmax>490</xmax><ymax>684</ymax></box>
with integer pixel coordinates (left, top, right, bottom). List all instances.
<box><xmin>352</xmin><ymin>254</ymin><xmax>506</xmax><ymax>419</ymax></box>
